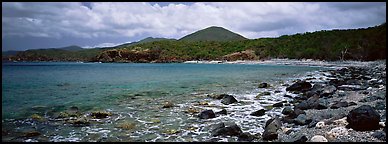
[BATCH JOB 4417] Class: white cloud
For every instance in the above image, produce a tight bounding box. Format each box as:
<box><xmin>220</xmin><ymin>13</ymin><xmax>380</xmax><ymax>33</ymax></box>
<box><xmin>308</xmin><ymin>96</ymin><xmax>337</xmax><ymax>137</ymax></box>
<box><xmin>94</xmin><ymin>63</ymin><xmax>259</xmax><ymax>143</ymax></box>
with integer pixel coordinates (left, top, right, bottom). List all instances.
<box><xmin>2</xmin><ymin>2</ymin><xmax>386</xmax><ymax>41</ymax></box>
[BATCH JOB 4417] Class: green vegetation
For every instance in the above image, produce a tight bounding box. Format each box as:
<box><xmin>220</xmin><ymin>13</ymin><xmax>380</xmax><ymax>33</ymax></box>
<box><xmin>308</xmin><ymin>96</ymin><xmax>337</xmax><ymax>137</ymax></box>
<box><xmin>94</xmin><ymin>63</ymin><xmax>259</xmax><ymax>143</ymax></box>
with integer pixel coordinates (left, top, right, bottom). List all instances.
<box><xmin>4</xmin><ymin>23</ymin><xmax>386</xmax><ymax>62</ymax></box>
<box><xmin>179</xmin><ymin>26</ymin><xmax>247</xmax><ymax>41</ymax></box>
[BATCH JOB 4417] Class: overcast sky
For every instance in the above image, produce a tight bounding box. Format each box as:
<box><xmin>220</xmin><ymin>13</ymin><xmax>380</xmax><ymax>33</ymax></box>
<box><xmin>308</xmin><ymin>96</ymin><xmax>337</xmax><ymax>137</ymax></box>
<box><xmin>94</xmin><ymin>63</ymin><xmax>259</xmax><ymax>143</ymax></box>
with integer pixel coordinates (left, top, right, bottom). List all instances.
<box><xmin>2</xmin><ymin>2</ymin><xmax>386</xmax><ymax>51</ymax></box>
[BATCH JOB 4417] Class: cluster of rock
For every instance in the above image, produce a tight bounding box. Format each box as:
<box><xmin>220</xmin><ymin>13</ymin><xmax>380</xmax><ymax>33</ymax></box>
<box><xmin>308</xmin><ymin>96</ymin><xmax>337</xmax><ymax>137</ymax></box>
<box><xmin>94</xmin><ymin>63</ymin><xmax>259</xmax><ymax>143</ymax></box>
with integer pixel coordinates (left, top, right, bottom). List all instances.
<box><xmin>192</xmin><ymin>61</ymin><xmax>386</xmax><ymax>142</ymax></box>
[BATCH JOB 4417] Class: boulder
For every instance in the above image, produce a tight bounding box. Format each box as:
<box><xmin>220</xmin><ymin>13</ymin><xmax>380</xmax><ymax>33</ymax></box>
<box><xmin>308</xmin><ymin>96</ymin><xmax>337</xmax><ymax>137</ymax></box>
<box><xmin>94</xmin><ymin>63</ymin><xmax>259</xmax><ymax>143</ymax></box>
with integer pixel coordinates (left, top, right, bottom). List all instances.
<box><xmin>162</xmin><ymin>101</ymin><xmax>174</xmax><ymax>108</ymax></box>
<box><xmin>374</xmin><ymin>101</ymin><xmax>385</xmax><ymax>110</ymax></box>
<box><xmin>212</xmin><ymin>123</ymin><xmax>243</xmax><ymax>137</ymax></box>
<box><xmin>90</xmin><ymin>111</ymin><xmax>112</xmax><ymax>119</ymax></box>
<box><xmin>221</xmin><ymin>95</ymin><xmax>238</xmax><ymax>105</ymax></box>
<box><xmin>286</xmin><ymin>81</ymin><xmax>312</xmax><ymax>92</ymax></box>
<box><xmin>262</xmin><ymin>117</ymin><xmax>282</xmax><ymax>141</ymax></box>
<box><xmin>250</xmin><ymin>109</ymin><xmax>266</xmax><ymax>117</ymax></box>
<box><xmin>237</xmin><ymin>132</ymin><xmax>256</xmax><ymax>141</ymax></box>
<box><xmin>316</xmin><ymin>98</ymin><xmax>329</xmax><ymax>110</ymax></box>
<box><xmin>294</xmin><ymin>114</ymin><xmax>312</xmax><ymax>125</ymax></box>
<box><xmin>281</xmin><ymin>106</ymin><xmax>293</xmax><ymax>115</ymax></box>
<box><xmin>347</xmin><ymin>105</ymin><xmax>380</xmax><ymax>131</ymax></box>
<box><xmin>258</xmin><ymin>83</ymin><xmax>269</xmax><ymax>88</ymax></box>
<box><xmin>273</xmin><ymin>102</ymin><xmax>284</xmax><ymax>107</ymax></box>
<box><xmin>199</xmin><ymin>110</ymin><xmax>216</xmax><ymax>119</ymax></box>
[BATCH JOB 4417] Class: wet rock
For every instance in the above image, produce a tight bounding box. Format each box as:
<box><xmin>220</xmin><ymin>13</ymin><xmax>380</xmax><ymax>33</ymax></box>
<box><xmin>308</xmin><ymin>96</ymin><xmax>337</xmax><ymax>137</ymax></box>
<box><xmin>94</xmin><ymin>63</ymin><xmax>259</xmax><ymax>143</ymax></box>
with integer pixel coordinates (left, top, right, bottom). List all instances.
<box><xmin>30</xmin><ymin>114</ymin><xmax>45</xmax><ymax>122</ymax></box>
<box><xmin>198</xmin><ymin>110</ymin><xmax>216</xmax><ymax>119</ymax></box>
<box><xmin>250</xmin><ymin>109</ymin><xmax>266</xmax><ymax>117</ymax></box>
<box><xmin>115</xmin><ymin>121</ymin><xmax>136</xmax><ymax>130</ymax></box>
<box><xmin>286</xmin><ymin>81</ymin><xmax>312</xmax><ymax>92</ymax></box>
<box><xmin>258</xmin><ymin>83</ymin><xmax>269</xmax><ymax>88</ymax></box>
<box><xmin>295</xmin><ymin>95</ymin><xmax>319</xmax><ymax>110</ymax></box>
<box><xmin>66</xmin><ymin>117</ymin><xmax>90</xmax><ymax>126</ymax></box>
<box><xmin>330</xmin><ymin>101</ymin><xmax>349</xmax><ymax>109</ymax></box>
<box><xmin>90</xmin><ymin>111</ymin><xmax>112</xmax><ymax>119</ymax></box>
<box><xmin>294</xmin><ymin>114</ymin><xmax>312</xmax><ymax>125</ymax></box>
<box><xmin>238</xmin><ymin>132</ymin><xmax>256</xmax><ymax>141</ymax></box>
<box><xmin>281</xmin><ymin>106</ymin><xmax>293</xmax><ymax>115</ymax></box>
<box><xmin>184</xmin><ymin>107</ymin><xmax>201</xmax><ymax>114</ymax></box>
<box><xmin>347</xmin><ymin>105</ymin><xmax>380</xmax><ymax>131</ymax></box>
<box><xmin>320</xmin><ymin>85</ymin><xmax>337</xmax><ymax>97</ymax></box>
<box><xmin>215</xmin><ymin>109</ymin><xmax>227</xmax><ymax>115</ymax></box>
<box><xmin>310</xmin><ymin>135</ymin><xmax>328</xmax><ymax>142</ymax></box>
<box><xmin>162</xmin><ymin>101</ymin><xmax>174</xmax><ymax>108</ymax></box>
<box><xmin>262</xmin><ymin>117</ymin><xmax>282</xmax><ymax>141</ymax></box>
<box><xmin>316</xmin><ymin>98</ymin><xmax>329</xmax><ymax>110</ymax></box>
<box><xmin>221</xmin><ymin>95</ymin><xmax>238</xmax><ymax>105</ymax></box>
<box><xmin>212</xmin><ymin>123</ymin><xmax>243</xmax><ymax>137</ymax></box>
<box><xmin>284</xmin><ymin>95</ymin><xmax>293</xmax><ymax>99</ymax></box>
<box><xmin>210</xmin><ymin>122</ymin><xmax>225</xmax><ymax>131</ymax></box>
<box><xmin>348</xmin><ymin>102</ymin><xmax>357</xmax><ymax>106</ymax></box>
<box><xmin>372</xmin><ymin>131</ymin><xmax>386</xmax><ymax>141</ymax></box>
<box><xmin>24</xmin><ymin>131</ymin><xmax>41</xmax><ymax>137</ymax></box>
<box><xmin>273</xmin><ymin>102</ymin><xmax>283</xmax><ymax>107</ymax></box>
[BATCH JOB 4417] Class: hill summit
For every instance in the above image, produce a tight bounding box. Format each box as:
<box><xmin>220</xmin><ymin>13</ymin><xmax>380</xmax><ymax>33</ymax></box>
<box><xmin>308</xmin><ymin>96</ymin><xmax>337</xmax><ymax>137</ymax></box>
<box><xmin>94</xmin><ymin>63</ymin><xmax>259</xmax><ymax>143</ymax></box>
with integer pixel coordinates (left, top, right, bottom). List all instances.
<box><xmin>179</xmin><ymin>26</ymin><xmax>247</xmax><ymax>41</ymax></box>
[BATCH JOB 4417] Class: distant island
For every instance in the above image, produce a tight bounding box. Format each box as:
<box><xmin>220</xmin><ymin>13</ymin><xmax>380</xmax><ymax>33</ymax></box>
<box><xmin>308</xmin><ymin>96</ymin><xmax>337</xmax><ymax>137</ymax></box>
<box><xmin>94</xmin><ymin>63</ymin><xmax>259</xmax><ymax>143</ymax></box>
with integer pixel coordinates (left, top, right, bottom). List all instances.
<box><xmin>2</xmin><ymin>23</ymin><xmax>386</xmax><ymax>63</ymax></box>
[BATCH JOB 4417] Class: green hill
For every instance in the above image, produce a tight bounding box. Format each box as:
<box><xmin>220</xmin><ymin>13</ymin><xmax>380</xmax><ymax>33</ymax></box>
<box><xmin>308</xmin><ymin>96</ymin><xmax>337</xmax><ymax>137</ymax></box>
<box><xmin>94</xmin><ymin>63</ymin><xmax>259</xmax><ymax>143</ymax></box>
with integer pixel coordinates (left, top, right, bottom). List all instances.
<box><xmin>4</xmin><ymin>23</ymin><xmax>386</xmax><ymax>62</ymax></box>
<box><xmin>179</xmin><ymin>26</ymin><xmax>247</xmax><ymax>41</ymax></box>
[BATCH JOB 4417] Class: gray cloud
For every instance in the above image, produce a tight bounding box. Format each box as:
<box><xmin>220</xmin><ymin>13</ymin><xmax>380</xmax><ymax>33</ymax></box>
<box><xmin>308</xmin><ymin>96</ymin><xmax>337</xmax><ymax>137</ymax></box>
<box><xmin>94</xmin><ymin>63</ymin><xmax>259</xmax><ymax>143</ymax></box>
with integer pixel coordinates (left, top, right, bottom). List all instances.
<box><xmin>2</xmin><ymin>2</ymin><xmax>386</xmax><ymax>51</ymax></box>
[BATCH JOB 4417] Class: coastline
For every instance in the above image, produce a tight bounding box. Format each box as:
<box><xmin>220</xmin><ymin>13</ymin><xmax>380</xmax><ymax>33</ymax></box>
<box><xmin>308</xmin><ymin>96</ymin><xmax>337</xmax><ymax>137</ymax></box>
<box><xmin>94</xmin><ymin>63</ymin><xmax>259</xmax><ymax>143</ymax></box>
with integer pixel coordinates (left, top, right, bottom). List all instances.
<box><xmin>183</xmin><ymin>59</ymin><xmax>381</xmax><ymax>68</ymax></box>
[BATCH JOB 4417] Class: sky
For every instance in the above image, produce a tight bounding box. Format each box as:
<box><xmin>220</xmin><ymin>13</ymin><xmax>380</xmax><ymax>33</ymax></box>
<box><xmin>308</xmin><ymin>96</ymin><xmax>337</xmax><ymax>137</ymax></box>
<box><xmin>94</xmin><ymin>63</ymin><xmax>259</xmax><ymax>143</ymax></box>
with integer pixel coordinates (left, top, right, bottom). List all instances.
<box><xmin>2</xmin><ymin>2</ymin><xmax>386</xmax><ymax>51</ymax></box>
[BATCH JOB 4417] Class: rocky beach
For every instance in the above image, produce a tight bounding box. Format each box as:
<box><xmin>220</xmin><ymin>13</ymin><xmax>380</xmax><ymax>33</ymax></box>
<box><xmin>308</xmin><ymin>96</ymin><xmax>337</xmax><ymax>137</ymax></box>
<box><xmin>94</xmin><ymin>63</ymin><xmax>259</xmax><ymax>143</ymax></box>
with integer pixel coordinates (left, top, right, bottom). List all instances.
<box><xmin>2</xmin><ymin>60</ymin><xmax>386</xmax><ymax>142</ymax></box>
<box><xmin>195</xmin><ymin>60</ymin><xmax>386</xmax><ymax>142</ymax></box>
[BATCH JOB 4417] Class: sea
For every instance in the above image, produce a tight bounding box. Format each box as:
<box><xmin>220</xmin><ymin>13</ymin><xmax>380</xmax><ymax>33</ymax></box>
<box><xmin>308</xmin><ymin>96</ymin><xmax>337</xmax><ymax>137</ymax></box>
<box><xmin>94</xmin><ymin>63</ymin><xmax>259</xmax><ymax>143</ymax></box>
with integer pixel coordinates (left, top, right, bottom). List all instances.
<box><xmin>2</xmin><ymin>62</ymin><xmax>329</xmax><ymax>142</ymax></box>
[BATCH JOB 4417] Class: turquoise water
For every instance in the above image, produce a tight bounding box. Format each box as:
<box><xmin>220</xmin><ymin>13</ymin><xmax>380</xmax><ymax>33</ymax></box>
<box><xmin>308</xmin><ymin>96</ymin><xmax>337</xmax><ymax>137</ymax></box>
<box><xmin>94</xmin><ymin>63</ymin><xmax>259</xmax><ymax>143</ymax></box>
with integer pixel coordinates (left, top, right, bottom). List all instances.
<box><xmin>2</xmin><ymin>62</ymin><xmax>325</xmax><ymax>142</ymax></box>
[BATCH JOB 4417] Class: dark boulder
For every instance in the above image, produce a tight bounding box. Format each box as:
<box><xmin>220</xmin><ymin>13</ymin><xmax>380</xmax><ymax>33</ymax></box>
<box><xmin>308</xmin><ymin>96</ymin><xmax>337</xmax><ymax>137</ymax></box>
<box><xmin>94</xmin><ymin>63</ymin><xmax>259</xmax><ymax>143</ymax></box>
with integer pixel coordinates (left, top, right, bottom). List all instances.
<box><xmin>250</xmin><ymin>109</ymin><xmax>266</xmax><ymax>117</ymax></box>
<box><xmin>286</xmin><ymin>81</ymin><xmax>312</xmax><ymax>92</ymax></box>
<box><xmin>221</xmin><ymin>95</ymin><xmax>238</xmax><ymax>105</ymax></box>
<box><xmin>273</xmin><ymin>102</ymin><xmax>284</xmax><ymax>107</ymax></box>
<box><xmin>295</xmin><ymin>95</ymin><xmax>319</xmax><ymax>110</ymax></box>
<box><xmin>258</xmin><ymin>83</ymin><xmax>269</xmax><ymax>88</ymax></box>
<box><xmin>282</xmin><ymin>106</ymin><xmax>293</xmax><ymax>115</ymax></box>
<box><xmin>212</xmin><ymin>123</ymin><xmax>243</xmax><ymax>137</ymax></box>
<box><xmin>347</xmin><ymin>105</ymin><xmax>380</xmax><ymax>131</ymax></box>
<box><xmin>199</xmin><ymin>110</ymin><xmax>216</xmax><ymax>119</ymax></box>
<box><xmin>238</xmin><ymin>132</ymin><xmax>256</xmax><ymax>141</ymax></box>
<box><xmin>348</xmin><ymin>102</ymin><xmax>357</xmax><ymax>106</ymax></box>
<box><xmin>215</xmin><ymin>109</ymin><xmax>228</xmax><ymax>115</ymax></box>
<box><xmin>262</xmin><ymin>117</ymin><xmax>282</xmax><ymax>141</ymax></box>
